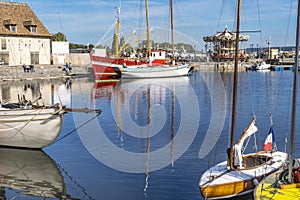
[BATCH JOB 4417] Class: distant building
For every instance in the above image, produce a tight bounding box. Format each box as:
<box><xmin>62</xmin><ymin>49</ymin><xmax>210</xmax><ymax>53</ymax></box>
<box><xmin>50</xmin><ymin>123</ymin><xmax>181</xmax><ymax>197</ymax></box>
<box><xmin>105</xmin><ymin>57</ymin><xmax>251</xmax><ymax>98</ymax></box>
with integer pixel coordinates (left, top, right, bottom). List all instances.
<box><xmin>0</xmin><ymin>2</ymin><xmax>51</xmax><ymax>65</ymax></box>
<box><xmin>52</xmin><ymin>41</ymin><xmax>69</xmax><ymax>64</ymax></box>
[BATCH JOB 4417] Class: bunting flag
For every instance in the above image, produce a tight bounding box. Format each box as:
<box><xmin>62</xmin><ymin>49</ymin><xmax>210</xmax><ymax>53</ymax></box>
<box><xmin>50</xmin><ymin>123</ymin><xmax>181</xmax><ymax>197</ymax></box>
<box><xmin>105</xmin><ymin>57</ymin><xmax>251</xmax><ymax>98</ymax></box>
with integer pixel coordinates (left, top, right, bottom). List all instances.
<box><xmin>264</xmin><ymin>127</ymin><xmax>275</xmax><ymax>152</ymax></box>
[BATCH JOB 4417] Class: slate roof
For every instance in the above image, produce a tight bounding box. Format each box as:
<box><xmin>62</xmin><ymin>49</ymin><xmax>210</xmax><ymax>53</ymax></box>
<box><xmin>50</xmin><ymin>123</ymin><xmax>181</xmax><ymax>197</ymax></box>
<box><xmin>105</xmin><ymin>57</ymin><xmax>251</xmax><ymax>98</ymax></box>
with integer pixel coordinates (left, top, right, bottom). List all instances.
<box><xmin>0</xmin><ymin>2</ymin><xmax>51</xmax><ymax>38</ymax></box>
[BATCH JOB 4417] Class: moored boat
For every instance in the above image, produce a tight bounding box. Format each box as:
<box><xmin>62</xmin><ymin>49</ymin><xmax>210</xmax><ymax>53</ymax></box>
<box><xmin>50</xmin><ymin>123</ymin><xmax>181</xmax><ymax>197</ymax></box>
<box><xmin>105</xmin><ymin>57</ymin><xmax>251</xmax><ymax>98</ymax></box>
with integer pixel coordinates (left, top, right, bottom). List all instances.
<box><xmin>199</xmin><ymin>118</ymin><xmax>287</xmax><ymax>199</ymax></box>
<box><xmin>90</xmin><ymin>0</ymin><xmax>193</xmax><ymax>79</ymax></box>
<box><xmin>248</xmin><ymin>61</ymin><xmax>271</xmax><ymax>71</ymax></box>
<box><xmin>199</xmin><ymin>1</ymin><xmax>287</xmax><ymax>198</ymax></box>
<box><xmin>0</xmin><ymin>103</ymin><xmax>64</xmax><ymax>148</ymax></box>
<box><xmin>254</xmin><ymin>162</ymin><xmax>300</xmax><ymax>200</ymax></box>
<box><xmin>253</xmin><ymin>0</ymin><xmax>300</xmax><ymax>198</ymax></box>
<box><xmin>0</xmin><ymin>95</ymin><xmax>101</xmax><ymax>149</ymax></box>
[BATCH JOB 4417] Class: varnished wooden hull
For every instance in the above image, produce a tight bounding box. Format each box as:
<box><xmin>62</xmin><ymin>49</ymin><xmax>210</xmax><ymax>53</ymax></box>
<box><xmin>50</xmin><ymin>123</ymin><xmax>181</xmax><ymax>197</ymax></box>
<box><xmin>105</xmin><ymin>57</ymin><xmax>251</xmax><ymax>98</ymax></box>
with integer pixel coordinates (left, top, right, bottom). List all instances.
<box><xmin>199</xmin><ymin>151</ymin><xmax>287</xmax><ymax>199</ymax></box>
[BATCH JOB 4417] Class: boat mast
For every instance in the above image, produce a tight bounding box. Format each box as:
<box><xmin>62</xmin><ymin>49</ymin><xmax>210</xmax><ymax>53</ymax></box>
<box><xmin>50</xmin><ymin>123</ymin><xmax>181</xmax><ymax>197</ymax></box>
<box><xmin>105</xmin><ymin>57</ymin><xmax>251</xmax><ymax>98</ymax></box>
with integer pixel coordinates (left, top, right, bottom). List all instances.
<box><xmin>115</xmin><ymin>7</ymin><xmax>120</xmax><ymax>58</ymax></box>
<box><xmin>170</xmin><ymin>0</ymin><xmax>175</xmax><ymax>64</ymax></box>
<box><xmin>288</xmin><ymin>0</ymin><xmax>300</xmax><ymax>183</ymax></box>
<box><xmin>229</xmin><ymin>0</ymin><xmax>242</xmax><ymax>170</ymax></box>
<box><xmin>145</xmin><ymin>0</ymin><xmax>151</xmax><ymax>58</ymax></box>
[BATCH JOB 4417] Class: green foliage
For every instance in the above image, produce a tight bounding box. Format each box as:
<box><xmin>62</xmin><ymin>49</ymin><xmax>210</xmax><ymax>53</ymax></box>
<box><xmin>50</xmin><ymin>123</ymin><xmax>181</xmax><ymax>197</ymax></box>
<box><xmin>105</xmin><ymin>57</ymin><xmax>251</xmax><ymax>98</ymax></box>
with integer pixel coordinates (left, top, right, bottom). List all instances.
<box><xmin>69</xmin><ymin>43</ymin><xmax>95</xmax><ymax>49</ymax></box>
<box><xmin>176</xmin><ymin>43</ymin><xmax>195</xmax><ymax>53</ymax></box>
<box><xmin>120</xmin><ymin>36</ymin><xmax>125</xmax><ymax>49</ymax></box>
<box><xmin>51</xmin><ymin>32</ymin><xmax>67</xmax><ymax>41</ymax></box>
<box><xmin>111</xmin><ymin>33</ymin><xmax>117</xmax><ymax>55</ymax></box>
<box><xmin>95</xmin><ymin>44</ymin><xmax>110</xmax><ymax>49</ymax></box>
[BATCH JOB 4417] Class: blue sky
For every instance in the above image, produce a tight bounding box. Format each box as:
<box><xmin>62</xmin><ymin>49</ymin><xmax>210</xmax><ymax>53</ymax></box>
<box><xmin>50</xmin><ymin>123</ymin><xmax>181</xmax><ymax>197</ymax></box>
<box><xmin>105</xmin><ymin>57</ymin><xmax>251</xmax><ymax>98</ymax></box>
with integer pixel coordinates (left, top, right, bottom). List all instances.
<box><xmin>19</xmin><ymin>0</ymin><xmax>299</xmax><ymax>50</ymax></box>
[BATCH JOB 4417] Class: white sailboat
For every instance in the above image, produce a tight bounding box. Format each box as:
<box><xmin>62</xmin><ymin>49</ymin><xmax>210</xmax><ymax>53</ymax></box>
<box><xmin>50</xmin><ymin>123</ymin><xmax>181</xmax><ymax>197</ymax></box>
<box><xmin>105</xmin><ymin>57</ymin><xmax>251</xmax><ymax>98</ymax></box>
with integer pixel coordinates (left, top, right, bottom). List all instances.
<box><xmin>0</xmin><ymin>96</ymin><xmax>101</xmax><ymax>149</ymax></box>
<box><xmin>0</xmin><ymin>102</ymin><xmax>64</xmax><ymax>148</ymax></box>
<box><xmin>199</xmin><ymin>0</ymin><xmax>287</xmax><ymax>199</ymax></box>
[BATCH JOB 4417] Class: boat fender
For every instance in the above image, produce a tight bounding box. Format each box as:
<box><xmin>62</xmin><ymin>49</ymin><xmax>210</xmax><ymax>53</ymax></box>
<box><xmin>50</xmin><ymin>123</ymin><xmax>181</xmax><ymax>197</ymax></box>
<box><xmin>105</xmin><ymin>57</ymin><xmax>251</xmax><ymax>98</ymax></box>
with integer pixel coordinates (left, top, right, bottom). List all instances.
<box><xmin>253</xmin><ymin>178</ymin><xmax>259</xmax><ymax>186</ymax></box>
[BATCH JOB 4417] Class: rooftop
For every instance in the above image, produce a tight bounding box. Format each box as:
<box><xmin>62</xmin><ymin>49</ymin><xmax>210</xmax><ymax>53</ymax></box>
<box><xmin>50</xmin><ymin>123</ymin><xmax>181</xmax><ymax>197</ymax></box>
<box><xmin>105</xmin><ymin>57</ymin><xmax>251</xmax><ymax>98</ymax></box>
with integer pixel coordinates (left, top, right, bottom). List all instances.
<box><xmin>0</xmin><ymin>2</ymin><xmax>51</xmax><ymax>37</ymax></box>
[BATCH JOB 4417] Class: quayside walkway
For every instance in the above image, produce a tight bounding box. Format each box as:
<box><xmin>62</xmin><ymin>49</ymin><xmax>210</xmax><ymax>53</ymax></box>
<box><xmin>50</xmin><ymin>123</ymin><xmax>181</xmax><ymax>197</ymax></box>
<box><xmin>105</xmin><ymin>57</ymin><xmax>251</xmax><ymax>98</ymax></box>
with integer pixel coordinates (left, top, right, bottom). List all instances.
<box><xmin>0</xmin><ymin>64</ymin><xmax>92</xmax><ymax>81</ymax></box>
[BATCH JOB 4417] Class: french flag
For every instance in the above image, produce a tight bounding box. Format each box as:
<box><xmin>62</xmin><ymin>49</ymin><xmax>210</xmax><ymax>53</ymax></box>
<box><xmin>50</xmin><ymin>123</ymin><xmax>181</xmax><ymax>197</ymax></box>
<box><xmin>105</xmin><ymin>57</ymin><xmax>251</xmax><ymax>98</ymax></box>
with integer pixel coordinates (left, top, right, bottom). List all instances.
<box><xmin>264</xmin><ymin>127</ymin><xmax>275</xmax><ymax>152</ymax></box>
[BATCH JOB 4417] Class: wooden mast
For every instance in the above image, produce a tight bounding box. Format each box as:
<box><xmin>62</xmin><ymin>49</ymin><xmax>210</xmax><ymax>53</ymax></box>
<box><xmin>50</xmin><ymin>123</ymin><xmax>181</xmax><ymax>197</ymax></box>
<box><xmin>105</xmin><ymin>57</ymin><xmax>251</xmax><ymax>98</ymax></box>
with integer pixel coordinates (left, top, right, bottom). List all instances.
<box><xmin>170</xmin><ymin>0</ymin><xmax>175</xmax><ymax>65</ymax></box>
<box><xmin>229</xmin><ymin>0</ymin><xmax>242</xmax><ymax>170</ymax></box>
<box><xmin>115</xmin><ymin>7</ymin><xmax>120</xmax><ymax>58</ymax></box>
<box><xmin>145</xmin><ymin>0</ymin><xmax>151</xmax><ymax>58</ymax></box>
<box><xmin>288</xmin><ymin>0</ymin><xmax>300</xmax><ymax>183</ymax></box>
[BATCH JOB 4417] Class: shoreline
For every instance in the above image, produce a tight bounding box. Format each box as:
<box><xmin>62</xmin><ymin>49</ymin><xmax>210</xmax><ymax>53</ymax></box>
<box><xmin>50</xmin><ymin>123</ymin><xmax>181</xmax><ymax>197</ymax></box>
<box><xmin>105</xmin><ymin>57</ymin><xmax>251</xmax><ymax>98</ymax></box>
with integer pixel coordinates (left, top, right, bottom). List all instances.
<box><xmin>0</xmin><ymin>64</ymin><xmax>92</xmax><ymax>81</ymax></box>
<box><xmin>0</xmin><ymin>61</ymin><xmax>293</xmax><ymax>81</ymax></box>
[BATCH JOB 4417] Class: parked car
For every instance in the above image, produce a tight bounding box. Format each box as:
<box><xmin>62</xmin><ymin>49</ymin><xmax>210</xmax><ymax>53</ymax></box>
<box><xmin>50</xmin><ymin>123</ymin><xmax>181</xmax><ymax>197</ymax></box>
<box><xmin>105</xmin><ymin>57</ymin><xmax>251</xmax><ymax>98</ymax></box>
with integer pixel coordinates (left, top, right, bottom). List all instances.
<box><xmin>0</xmin><ymin>60</ymin><xmax>4</xmax><ymax>65</ymax></box>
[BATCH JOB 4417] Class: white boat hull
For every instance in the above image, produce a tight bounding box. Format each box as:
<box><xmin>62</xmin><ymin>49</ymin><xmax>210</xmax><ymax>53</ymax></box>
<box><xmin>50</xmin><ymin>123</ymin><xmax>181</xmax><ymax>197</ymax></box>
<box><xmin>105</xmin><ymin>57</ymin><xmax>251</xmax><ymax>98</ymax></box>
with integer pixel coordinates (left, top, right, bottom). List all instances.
<box><xmin>0</xmin><ymin>107</ymin><xmax>63</xmax><ymax>148</ymax></box>
<box><xmin>92</xmin><ymin>59</ymin><xmax>192</xmax><ymax>79</ymax></box>
<box><xmin>121</xmin><ymin>64</ymin><xmax>191</xmax><ymax>79</ymax></box>
<box><xmin>199</xmin><ymin>151</ymin><xmax>287</xmax><ymax>199</ymax></box>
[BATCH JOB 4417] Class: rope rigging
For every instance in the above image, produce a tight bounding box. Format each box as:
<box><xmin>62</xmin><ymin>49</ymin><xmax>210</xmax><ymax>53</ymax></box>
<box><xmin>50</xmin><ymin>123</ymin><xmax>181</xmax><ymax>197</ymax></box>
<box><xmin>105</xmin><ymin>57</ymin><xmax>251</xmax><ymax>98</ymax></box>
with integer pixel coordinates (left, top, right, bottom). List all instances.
<box><xmin>53</xmin><ymin>112</ymin><xmax>101</xmax><ymax>144</ymax></box>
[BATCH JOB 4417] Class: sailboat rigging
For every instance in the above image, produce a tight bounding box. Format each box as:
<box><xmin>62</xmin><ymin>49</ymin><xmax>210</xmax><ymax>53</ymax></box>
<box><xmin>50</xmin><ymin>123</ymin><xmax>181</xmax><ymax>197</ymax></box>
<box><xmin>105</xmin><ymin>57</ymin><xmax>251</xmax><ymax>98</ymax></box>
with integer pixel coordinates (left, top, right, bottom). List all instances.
<box><xmin>199</xmin><ymin>0</ymin><xmax>287</xmax><ymax>199</ymax></box>
<box><xmin>90</xmin><ymin>0</ymin><xmax>193</xmax><ymax>79</ymax></box>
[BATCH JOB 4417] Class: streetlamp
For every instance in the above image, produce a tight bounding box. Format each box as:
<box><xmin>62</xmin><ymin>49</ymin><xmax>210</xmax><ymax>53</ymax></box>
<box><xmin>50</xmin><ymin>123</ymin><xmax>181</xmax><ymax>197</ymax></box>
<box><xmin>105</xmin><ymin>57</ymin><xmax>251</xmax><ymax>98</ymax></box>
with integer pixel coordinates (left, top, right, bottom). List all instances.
<box><xmin>250</xmin><ymin>44</ymin><xmax>253</xmax><ymax>58</ymax></box>
<box><xmin>266</xmin><ymin>36</ymin><xmax>272</xmax><ymax>59</ymax></box>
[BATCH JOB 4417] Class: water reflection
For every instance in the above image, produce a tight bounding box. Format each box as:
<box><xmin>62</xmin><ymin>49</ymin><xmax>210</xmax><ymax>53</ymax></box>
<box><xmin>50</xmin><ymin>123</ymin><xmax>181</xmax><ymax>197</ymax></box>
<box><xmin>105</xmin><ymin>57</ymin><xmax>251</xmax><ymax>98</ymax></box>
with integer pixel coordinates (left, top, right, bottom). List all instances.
<box><xmin>1</xmin><ymin>72</ymin><xmax>298</xmax><ymax>200</ymax></box>
<box><xmin>0</xmin><ymin>80</ymin><xmax>72</xmax><ymax>106</ymax></box>
<box><xmin>88</xmin><ymin>77</ymin><xmax>200</xmax><ymax>199</ymax></box>
<box><xmin>0</xmin><ymin>148</ymin><xmax>70</xmax><ymax>199</ymax></box>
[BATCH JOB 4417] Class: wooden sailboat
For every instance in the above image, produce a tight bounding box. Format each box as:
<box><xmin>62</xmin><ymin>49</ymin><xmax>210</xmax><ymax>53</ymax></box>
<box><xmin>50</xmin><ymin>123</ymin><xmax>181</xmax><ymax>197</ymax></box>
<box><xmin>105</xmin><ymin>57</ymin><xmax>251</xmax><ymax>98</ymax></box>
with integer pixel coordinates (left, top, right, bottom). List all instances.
<box><xmin>90</xmin><ymin>0</ymin><xmax>192</xmax><ymax>79</ymax></box>
<box><xmin>199</xmin><ymin>0</ymin><xmax>287</xmax><ymax>199</ymax></box>
<box><xmin>253</xmin><ymin>0</ymin><xmax>300</xmax><ymax>199</ymax></box>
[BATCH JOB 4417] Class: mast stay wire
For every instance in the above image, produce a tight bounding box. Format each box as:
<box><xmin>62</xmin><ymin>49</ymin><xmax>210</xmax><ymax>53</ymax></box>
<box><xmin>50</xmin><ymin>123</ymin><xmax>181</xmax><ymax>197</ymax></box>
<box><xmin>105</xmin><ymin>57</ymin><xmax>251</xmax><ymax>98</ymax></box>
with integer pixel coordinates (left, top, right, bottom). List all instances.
<box><xmin>173</xmin><ymin>0</ymin><xmax>192</xmax><ymax>40</ymax></box>
<box><xmin>256</xmin><ymin>0</ymin><xmax>263</xmax><ymax>47</ymax></box>
<box><xmin>216</xmin><ymin>0</ymin><xmax>225</xmax><ymax>32</ymax></box>
<box><xmin>284</xmin><ymin>0</ymin><xmax>294</xmax><ymax>46</ymax></box>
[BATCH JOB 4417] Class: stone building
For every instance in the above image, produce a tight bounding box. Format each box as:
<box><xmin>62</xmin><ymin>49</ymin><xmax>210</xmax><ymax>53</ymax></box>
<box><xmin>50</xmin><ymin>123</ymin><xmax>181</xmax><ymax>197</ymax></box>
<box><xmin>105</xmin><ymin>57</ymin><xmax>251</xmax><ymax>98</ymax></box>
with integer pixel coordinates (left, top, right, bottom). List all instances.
<box><xmin>0</xmin><ymin>2</ymin><xmax>51</xmax><ymax>66</ymax></box>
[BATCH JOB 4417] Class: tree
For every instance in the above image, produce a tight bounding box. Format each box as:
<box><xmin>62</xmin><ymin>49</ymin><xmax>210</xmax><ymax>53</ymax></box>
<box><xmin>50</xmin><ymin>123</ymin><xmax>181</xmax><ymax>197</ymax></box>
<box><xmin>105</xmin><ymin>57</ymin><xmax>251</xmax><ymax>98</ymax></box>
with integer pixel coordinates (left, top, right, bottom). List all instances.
<box><xmin>69</xmin><ymin>43</ymin><xmax>95</xmax><ymax>49</ymax></box>
<box><xmin>111</xmin><ymin>33</ymin><xmax>117</xmax><ymax>55</ymax></box>
<box><xmin>120</xmin><ymin>36</ymin><xmax>125</xmax><ymax>50</ymax></box>
<box><xmin>51</xmin><ymin>32</ymin><xmax>67</xmax><ymax>41</ymax></box>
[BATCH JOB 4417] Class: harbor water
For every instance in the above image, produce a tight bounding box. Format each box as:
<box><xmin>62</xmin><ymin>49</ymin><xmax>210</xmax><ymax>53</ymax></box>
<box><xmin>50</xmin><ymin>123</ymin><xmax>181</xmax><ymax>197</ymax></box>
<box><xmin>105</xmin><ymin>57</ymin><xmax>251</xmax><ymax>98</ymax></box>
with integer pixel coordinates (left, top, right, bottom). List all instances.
<box><xmin>0</xmin><ymin>70</ymin><xmax>299</xmax><ymax>200</ymax></box>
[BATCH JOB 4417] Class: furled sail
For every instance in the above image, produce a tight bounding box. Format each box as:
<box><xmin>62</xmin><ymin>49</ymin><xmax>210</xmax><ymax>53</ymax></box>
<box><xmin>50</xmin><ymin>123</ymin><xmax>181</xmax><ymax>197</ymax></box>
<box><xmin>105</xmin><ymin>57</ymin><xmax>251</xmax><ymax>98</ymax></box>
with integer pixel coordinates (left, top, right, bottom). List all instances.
<box><xmin>234</xmin><ymin>118</ymin><xmax>258</xmax><ymax>168</ymax></box>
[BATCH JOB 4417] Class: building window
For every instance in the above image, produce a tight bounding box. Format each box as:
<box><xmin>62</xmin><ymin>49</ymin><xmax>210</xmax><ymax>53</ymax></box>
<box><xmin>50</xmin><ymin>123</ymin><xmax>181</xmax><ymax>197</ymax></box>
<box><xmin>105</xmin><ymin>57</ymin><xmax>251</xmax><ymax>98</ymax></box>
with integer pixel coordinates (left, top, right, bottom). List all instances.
<box><xmin>1</xmin><ymin>38</ymin><xmax>7</xmax><ymax>50</ymax></box>
<box><xmin>30</xmin><ymin>26</ymin><xmax>37</xmax><ymax>34</ymax></box>
<box><xmin>30</xmin><ymin>52</ymin><xmax>39</xmax><ymax>64</ymax></box>
<box><xmin>10</xmin><ymin>25</ymin><xmax>17</xmax><ymax>33</ymax></box>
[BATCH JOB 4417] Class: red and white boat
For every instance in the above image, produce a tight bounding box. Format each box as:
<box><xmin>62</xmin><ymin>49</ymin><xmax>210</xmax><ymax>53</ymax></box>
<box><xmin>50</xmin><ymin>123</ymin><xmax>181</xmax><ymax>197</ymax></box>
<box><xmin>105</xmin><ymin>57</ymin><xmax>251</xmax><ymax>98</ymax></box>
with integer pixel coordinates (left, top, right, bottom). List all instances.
<box><xmin>90</xmin><ymin>0</ymin><xmax>193</xmax><ymax>80</ymax></box>
<box><xmin>90</xmin><ymin>49</ymin><xmax>192</xmax><ymax>79</ymax></box>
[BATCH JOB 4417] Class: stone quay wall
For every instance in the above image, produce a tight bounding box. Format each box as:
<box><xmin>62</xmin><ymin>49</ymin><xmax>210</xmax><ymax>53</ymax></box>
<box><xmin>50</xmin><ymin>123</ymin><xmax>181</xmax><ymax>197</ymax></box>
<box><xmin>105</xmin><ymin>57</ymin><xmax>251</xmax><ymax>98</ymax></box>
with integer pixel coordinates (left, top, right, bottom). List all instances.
<box><xmin>0</xmin><ymin>64</ymin><xmax>92</xmax><ymax>81</ymax></box>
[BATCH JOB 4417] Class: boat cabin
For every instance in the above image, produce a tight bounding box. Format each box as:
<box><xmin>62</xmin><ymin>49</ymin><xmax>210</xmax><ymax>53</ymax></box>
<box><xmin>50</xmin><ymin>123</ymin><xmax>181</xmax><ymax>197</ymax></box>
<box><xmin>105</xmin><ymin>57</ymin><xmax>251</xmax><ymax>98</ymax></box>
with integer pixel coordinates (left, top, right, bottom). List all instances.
<box><xmin>151</xmin><ymin>50</ymin><xmax>166</xmax><ymax>60</ymax></box>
